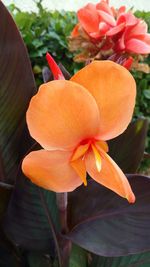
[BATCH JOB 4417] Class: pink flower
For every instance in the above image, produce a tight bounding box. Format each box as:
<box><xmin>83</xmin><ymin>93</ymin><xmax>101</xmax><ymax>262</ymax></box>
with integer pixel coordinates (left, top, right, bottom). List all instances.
<box><xmin>114</xmin><ymin>19</ymin><xmax>150</xmax><ymax>54</ymax></box>
<box><xmin>70</xmin><ymin>0</ymin><xmax>150</xmax><ymax>59</ymax></box>
<box><xmin>75</xmin><ymin>0</ymin><xmax>124</xmax><ymax>40</ymax></box>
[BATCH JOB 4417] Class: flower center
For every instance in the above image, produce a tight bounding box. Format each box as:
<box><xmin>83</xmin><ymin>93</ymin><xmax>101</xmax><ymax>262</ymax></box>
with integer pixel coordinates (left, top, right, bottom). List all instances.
<box><xmin>70</xmin><ymin>139</ymin><xmax>108</xmax><ymax>186</ymax></box>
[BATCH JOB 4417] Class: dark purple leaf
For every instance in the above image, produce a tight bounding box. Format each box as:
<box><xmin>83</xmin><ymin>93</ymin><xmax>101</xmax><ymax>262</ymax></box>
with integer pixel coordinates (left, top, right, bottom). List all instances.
<box><xmin>0</xmin><ymin>2</ymin><xmax>36</xmax><ymax>183</ymax></box>
<box><xmin>0</xmin><ymin>182</ymin><xmax>13</xmax><ymax>221</ymax></box>
<box><xmin>66</xmin><ymin>175</ymin><xmax>150</xmax><ymax>257</ymax></box>
<box><xmin>42</xmin><ymin>66</ymin><xmax>53</xmax><ymax>83</ymax></box>
<box><xmin>108</xmin><ymin>118</ymin><xmax>148</xmax><ymax>173</ymax></box>
<box><xmin>58</xmin><ymin>63</ymin><xmax>71</xmax><ymax>80</ymax></box>
<box><xmin>3</xmin><ymin>172</ymin><xmax>59</xmax><ymax>253</ymax></box>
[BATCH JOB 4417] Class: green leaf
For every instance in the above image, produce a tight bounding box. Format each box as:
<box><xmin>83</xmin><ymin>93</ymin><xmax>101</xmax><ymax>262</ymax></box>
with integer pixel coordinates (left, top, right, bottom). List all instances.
<box><xmin>27</xmin><ymin>251</ymin><xmax>53</xmax><ymax>267</ymax></box>
<box><xmin>143</xmin><ymin>90</ymin><xmax>150</xmax><ymax>99</ymax></box>
<box><xmin>66</xmin><ymin>176</ymin><xmax>150</xmax><ymax>257</ymax></box>
<box><xmin>0</xmin><ymin>2</ymin><xmax>36</xmax><ymax>183</ymax></box>
<box><xmin>91</xmin><ymin>251</ymin><xmax>150</xmax><ymax>267</ymax></box>
<box><xmin>69</xmin><ymin>244</ymin><xmax>87</xmax><ymax>267</ymax></box>
<box><xmin>108</xmin><ymin>118</ymin><xmax>148</xmax><ymax>173</ymax></box>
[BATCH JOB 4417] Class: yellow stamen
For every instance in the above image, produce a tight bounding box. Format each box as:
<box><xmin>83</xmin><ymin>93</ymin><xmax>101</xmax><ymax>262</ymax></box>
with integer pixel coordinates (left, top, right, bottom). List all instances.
<box><xmin>91</xmin><ymin>144</ymin><xmax>102</xmax><ymax>172</ymax></box>
<box><xmin>71</xmin><ymin>158</ymin><xmax>87</xmax><ymax>186</ymax></box>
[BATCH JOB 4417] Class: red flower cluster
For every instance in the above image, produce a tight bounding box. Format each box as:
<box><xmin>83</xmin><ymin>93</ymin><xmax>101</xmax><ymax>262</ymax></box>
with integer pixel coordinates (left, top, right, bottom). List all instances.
<box><xmin>69</xmin><ymin>0</ymin><xmax>150</xmax><ymax>67</ymax></box>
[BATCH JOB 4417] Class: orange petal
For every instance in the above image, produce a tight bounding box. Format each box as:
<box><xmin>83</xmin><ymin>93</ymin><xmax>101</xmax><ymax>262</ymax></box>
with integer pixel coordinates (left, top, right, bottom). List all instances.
<box><xmin>71</xmin><ymin>158</ymin><xmax>87</xmax><ymax>186</ymax></box>
<box><xmin>85</xmin><ymin>148</ymin><xmax>135</xmax><ymax>203</ymax></box>
<box><xmin>22</xmin><ymin>149</ymin><xmax>82</xmax><ymax>192</ymax></box>
<box><xmin>95</xmin><ymin>140</ymin><xmax>109</xmax><ymax>153</ymax></box>
<box><xmin>71</xmin><ymin>61</ymin><xmax>136</xmax><ymax>141</ymax></box>
<box><xmin>27</xmin><ymin>80</ymin><xmax>100</xmax><ymax>150</ymax></box>
<box><xmin>71</xmin><ymin>143</ymin><xmax>89</xmax><ymax>161</ymax></box>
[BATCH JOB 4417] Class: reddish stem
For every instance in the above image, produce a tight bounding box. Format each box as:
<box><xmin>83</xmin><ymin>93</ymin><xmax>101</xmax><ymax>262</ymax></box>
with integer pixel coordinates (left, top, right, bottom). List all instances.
<box><xmin>123</xmin><ymin>56</ymin><xmax>133</xmax><ymax>70</ymax></box>
<box><xmin>57</xmin><ymin>193</ymin><xmax>71</xmax><ymax>267</ymax></box>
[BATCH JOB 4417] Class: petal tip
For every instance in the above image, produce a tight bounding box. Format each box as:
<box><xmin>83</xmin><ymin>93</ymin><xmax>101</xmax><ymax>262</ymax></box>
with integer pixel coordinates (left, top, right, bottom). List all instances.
<box><xmin>126</xmin><ymin>193</ymin><xmax>136</xmax><ymax>204</ymax></box>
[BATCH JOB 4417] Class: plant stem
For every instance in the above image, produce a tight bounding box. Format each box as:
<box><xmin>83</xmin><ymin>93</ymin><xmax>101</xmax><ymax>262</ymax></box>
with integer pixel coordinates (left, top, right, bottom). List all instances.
<box><xmin>56</xmin><ymin>193</ymin><xmax>71</xmax><ymax>267</ymax></box>
<box><xmin>56</xmin><ymin>193</ymin><xmax>68</xmax><ymax>233</ymax></box>
<box><xmin>39</xmin><ymin>188</ymin><xmax>62</xmax><ymax>267</ymax></box>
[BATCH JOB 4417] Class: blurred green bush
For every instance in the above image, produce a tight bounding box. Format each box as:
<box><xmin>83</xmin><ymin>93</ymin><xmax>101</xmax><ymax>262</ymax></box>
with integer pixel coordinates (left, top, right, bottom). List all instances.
<box><xmin>133</xmin><ymin>11</ymin><xmax>150</xmax><ymax>157</ymax></box>
<box><xmin>8</xmin><ymin>0</ymin><xmax>83</xmax><ymax>86</ymax></box>
<box><xmin>8</xmin><ymin>1</ymin><xmax>150</xmax><ymax>159</ymax></box>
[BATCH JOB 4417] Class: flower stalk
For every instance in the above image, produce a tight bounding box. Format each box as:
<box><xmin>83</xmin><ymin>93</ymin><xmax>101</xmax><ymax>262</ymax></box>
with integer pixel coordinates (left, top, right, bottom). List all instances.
<box><xmin>56</xmin><ymin>192</ymin><xmax>68</xmax><ymax>234</ymax></box>
<box><xmin>56</xmin><ymin>192</ymin><xmax>71</xmax><ymax>267</ymax></box>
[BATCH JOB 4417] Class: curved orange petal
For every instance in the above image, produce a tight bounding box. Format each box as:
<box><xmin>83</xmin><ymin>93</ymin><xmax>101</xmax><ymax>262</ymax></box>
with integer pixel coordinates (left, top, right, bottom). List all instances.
<box><xmin>85</xmin><ymin>149</ymin><xmax>135</xmax><ymax>203</ymax></box>
<box><xmin>77</xmin><ymin>3</ymin><xmax>100</xmax><ymax>34</ymax></box>
<box><xmin>71</xmin><ymin>157</ymin><xmax>87</xmax><ymax>186</ymax></box>
<box><xmin>71</xmin><ymin>61</ymin><xmax>136</xmax><ymax>141</ymax></box>
<box><xmin>27</xmin><ymin>80</ymin><xmax>100</xmax><ymax>150</ymax></box>
<box><xmin>22</xmin><ymin>149</ymin><xmax>82</xmax><ymax>192</ymax></box>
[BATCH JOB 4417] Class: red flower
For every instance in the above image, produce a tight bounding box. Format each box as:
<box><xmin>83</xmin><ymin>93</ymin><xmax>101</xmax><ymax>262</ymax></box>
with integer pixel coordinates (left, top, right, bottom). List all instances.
<box><xmin>70</xmin><ymin>0</ymin><xmax>150</xmax><ymax>61</ymax></box>
<box><xmin>73</xmin><ymin>1</ymin><xmax>123</xmax><ymax>40</ymax></box>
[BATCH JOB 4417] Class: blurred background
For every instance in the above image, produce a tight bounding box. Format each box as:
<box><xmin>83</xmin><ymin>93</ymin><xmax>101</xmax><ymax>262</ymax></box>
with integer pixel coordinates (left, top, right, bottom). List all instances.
<box><xmin>3</xmin><ymin>0</ymin><xmax>150</xmax><ymax>11</ymax></box>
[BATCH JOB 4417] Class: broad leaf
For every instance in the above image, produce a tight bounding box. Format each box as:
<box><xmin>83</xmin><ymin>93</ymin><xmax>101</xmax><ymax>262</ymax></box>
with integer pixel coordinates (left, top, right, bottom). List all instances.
<box><xmin>3</xmin><ymin>173</ymin><xmax>60</xmax><ymax>253</ymax></box>
<box><xmin>0</xmin><ymin>2</ymin><xmax>36</xmax><ymax>183</ymax></box>
<box><xmin>0</xmin><ymin>246</ymin><xmax>18</xmax><ymax>267</ymax></box>
<box><xmin>91</xmin><ymin>251</ymin><xmax>150</xmax><ymax>267</ymax></box>
<box><xmin>0</xmin><ymin>182</ymin><xmax>13</xmax><ymax>221</ymax></box>
<box><xmin>108</xmin><ymin>118</ymin><xmax>148</xmax><ymax>173</ymax></box>
<box><xmin>66</xmin><ymin>175</ymin><xmax>150</xmax><ymax>257</ymax></box>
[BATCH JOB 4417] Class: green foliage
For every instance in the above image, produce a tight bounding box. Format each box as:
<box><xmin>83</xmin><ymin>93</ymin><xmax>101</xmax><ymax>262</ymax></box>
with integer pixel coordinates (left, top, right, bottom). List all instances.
<box><xmin>134</xmin><ymin>10</ymin><xmax>150</xmax><ymax>31</ymax></box>
<box><xmin>91</xmin><ymin>251</ymin><xmax>150</xmax><ymax>267</ymax></box>
<box><xmin>133</xmin><ymin>11</ymin><xmax>150</xmax><ymax>157</ymax></box>
<box><xmin>133</xmin><ymin>71</ymin><xmax>150</xmax><ymax>155</ymax></box>
<box><xmin>9</xmin><ymin>1</ymin><xmax>82</xmax><ymax>86</ymax></box>
<box><xmin>69</xmin><ymin>244</ymin><xmax>87</xmax><ymax>267</ymax></box>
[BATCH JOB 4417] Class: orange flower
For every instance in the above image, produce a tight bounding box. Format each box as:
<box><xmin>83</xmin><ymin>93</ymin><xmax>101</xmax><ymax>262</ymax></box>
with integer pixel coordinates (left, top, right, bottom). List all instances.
<box><xmin>22</xmin><ymin>56</ymin><xmax>136</xmax><ymax>203</ymax></box>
